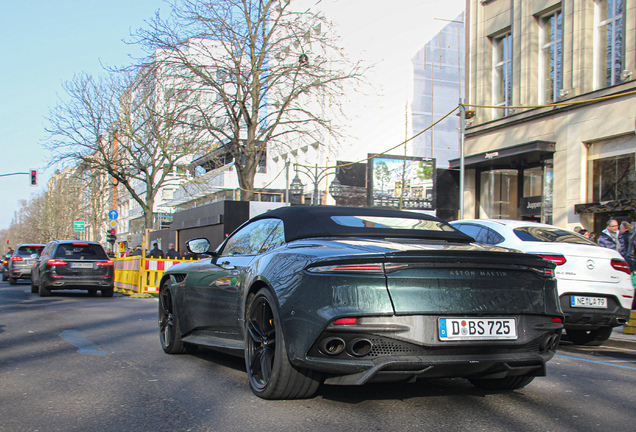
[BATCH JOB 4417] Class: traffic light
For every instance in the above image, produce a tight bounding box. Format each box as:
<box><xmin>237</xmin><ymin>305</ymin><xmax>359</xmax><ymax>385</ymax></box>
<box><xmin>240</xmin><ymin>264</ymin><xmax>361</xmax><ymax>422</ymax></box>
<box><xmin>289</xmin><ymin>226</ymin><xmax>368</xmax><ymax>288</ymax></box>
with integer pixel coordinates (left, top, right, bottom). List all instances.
<box><xmin>30</xmin><ymin>170</ymin><xmax>37</xmax><ymax>186</ymax></box>
<box><xmin>107</xmin><ymin>229</ymin><xmax>116</xmax><ymax>244</ymax></box>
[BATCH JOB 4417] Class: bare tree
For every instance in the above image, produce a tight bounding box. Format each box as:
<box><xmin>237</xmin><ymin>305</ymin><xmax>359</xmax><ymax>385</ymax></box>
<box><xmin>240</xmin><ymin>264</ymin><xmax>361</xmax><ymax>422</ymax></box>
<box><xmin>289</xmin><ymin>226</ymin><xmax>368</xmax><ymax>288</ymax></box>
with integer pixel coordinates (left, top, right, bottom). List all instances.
<box><xmin>45</xmin><ymin>66</ymin><xmax>204</xmax><ymax>230</ymax></box>
<box><xmin>133</xmin><ymin>0</ymin><xmax>364</xmax><ymax>200</ymax></box>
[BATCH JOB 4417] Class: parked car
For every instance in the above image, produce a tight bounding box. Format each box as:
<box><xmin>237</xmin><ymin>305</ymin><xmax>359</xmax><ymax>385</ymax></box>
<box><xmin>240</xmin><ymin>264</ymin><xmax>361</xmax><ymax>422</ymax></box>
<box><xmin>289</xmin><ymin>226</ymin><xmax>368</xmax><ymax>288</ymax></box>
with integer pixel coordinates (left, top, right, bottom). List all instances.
<box><xmin>450</xmin><ymin>219</ymin><xmax>634</xmax><ymax>346</ymax></box>
<box><xmin>2</xmin><ymin>250</ymin><xmax>14</xmax><ymax>281</ymax></box>
<box><xmin>31</xmin><ymin>240</ymin><xmax>114</xmax><ymax>297</ymax></box>
<box><xmin>158</xmin><ymin>206</ymin><xmax>563</xmax><ymax>399</ymax></box>
<box><xmin>7</xmin><ymin>244</ymin><xmax>46</xmax><ymax>285</ymax></box>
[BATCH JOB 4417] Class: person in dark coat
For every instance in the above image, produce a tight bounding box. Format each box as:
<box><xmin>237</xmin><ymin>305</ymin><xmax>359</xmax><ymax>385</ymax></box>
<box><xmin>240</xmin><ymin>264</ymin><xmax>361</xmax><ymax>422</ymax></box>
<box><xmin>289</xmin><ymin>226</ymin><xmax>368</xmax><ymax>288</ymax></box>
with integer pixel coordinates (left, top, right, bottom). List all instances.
<box><xmin>130</xmin><ymin>246</ymin><xmax>143</xmax><ymax>256</ymax></box>
<box><xmin>148</xmin><ymin>242</ymin><xmax>165</xmax><ymax>259</ymax></box>
<box><xmin>165</xmin><ymin>243</ymin><xmax>180</xmax><ymax>259</ymax></box>
<box><xmin>598</xmin><ymin>219</ymin><xmax>623</xmax><ymax>252</ymax></box>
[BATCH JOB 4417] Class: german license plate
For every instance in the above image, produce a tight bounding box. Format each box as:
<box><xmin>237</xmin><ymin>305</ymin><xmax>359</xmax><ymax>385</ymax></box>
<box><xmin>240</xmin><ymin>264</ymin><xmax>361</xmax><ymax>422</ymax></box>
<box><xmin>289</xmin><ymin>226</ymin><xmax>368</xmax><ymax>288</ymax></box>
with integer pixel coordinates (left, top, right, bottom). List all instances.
<box><xmin>571</xmin><ymin>296</ymin><xmax>607</xmax><ymax>308</ymax></box>
<box><xmin>71</xmin><ymin>262</ymin><xmax>93</xmax><ymax>269</ymax></box>
<box><xmin>438</xmin><ymin>317</ymin><xmax>517</xmax><ymax>341</ymax></box>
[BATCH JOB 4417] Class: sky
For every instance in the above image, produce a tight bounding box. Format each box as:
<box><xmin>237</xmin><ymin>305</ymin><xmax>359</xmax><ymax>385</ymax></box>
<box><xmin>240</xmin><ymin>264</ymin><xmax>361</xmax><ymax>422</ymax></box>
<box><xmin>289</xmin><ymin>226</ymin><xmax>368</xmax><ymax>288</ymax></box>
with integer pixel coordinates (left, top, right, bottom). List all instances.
<box><xmin>0</xmin><ymin>0</ymin><xmax>464</xmax><ymax>231</ymax></box>
<box><xmin>0</xmin><ymin>0</ymin><xmax>167</xmax><ymax>229</ymax></box>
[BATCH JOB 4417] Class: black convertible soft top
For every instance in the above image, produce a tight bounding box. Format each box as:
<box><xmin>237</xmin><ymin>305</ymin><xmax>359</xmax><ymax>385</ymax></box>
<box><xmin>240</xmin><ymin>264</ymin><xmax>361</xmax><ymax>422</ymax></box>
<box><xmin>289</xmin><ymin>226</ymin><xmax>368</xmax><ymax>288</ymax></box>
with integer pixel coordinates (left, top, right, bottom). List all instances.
<box><xmin>249</xmin><ymin>206</ymin><xmax>474</xmax><ymax>243</ymax></box>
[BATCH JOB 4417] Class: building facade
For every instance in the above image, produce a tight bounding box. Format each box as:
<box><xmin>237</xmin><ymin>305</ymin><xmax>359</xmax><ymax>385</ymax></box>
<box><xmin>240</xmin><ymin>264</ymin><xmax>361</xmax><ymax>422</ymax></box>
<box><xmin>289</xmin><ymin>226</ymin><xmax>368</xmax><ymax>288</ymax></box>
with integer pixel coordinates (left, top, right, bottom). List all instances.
<box><xmin>452</xmin><ymin>0</ymin><xmax>636</xmax><ymax>233</ymax></box>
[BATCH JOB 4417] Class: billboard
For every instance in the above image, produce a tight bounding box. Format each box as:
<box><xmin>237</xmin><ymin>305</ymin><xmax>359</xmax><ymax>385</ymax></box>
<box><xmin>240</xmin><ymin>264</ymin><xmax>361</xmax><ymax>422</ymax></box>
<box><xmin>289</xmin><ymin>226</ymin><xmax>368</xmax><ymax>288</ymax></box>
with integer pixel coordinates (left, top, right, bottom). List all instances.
<box><xmin>367</xmin><ymin>154</ymin><xmax>436</xmax><ymax>210</ymax></box>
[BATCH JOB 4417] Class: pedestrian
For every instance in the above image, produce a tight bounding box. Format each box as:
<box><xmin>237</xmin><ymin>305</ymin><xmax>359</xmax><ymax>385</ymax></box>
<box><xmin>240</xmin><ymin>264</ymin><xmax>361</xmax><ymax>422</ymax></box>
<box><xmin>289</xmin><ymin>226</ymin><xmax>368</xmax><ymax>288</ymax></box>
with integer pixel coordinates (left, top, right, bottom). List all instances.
<box><xmin>574</xmin><ymin>226</ymin><xmax>582</xmax><ymax>233</ymax></box>
<box><xmin>131</xmin><ymin>246</ymin><xmax>143</xmax><ymax>256</ymax></box>
<box><xmin>165</xmin><ymin>243</ymin><xmax>180</xmax><ymax>259</ymax></box>
<box><xmin>598</xmin><ymin>219</ymin><xmax>623</xmax><ymax>252</ymax></box>
<box><xmin>148</xmin><ymin>242</ymin><xmax>165</xmax><ymax>259</ymax></box>
<box><xmin>619</xmin><ymin>221</ymin><xmax>631</xmax><ymax>257</ymax></box>
<box><xmin>578</xmin><ymin>229</ymin><xmax>590</xmax><ymax>239</ymax></box>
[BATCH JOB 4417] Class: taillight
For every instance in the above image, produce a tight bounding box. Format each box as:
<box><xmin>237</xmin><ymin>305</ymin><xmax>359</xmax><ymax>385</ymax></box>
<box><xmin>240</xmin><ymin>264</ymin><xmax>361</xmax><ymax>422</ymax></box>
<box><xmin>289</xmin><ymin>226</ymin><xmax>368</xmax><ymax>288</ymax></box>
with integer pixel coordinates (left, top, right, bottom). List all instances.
<box><xmin>11</xmin><ymin>256</ymin><xmax>23</xmax><ymax>262</ymax></box>
<box><xmin>544</xmin><ymin>268</ymin><xmax>555</xmax><ymax>278</ymax></box>
<box><xmin>552</xmin><ymin>317</ymin><xmax>563</xmax><ymax>323</ymax></box>
<box><xmin>307</xmin><ymin>263</ymin><xmax>385</xmax><ymax>274</ymax></box>
<box><xmin>47</xmin><ymin>259</ymin><xmax>68</xmax><ymax>266</ymax></box>
<box><xmin>611</xmin><ymin>259</ymin><xmax>631</xmax><ymax>275</ymax></box>
<box><xmin>537</xmin><ymin>254</ymin><xmax>567</xmax><ymax>266</ymax></box>
<box><xmin>333</xmin><ymin>318</ymin><xmax>358</xmax><ymax>325</ymax></box>
<box><xmin>95</xmin><ymin>261</ymin><xmax>114</xmax><ymax>267</ymax></box>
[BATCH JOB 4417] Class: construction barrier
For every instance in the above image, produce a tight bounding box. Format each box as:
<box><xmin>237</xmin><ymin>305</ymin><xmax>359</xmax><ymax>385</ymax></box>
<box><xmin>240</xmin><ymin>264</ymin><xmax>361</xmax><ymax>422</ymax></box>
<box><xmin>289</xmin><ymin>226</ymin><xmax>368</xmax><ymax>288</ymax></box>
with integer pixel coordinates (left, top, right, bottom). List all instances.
<box><xmin>113</xmin><ymin>256</ymin><xmax>189</xmax><ymax>297</ymax></box>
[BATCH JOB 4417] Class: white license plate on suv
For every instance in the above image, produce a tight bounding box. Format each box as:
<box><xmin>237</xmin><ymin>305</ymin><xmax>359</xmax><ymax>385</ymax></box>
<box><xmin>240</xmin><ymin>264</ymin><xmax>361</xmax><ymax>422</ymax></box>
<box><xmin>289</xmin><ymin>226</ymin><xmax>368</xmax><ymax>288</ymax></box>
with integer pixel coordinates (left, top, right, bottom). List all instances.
<box><xmin>71</xmin><ymin>262</ymin><xmax>93</xmax><ymax>269</ymax></box>
<box><xmin>438</xmin><ymin>317</ymin><xmax>517</xmax><ymax>341</ymax></box>
<box><xmin>571</xmin><ymin>296</ymin><xmax>607</xmax><ymax>308</ymax></box>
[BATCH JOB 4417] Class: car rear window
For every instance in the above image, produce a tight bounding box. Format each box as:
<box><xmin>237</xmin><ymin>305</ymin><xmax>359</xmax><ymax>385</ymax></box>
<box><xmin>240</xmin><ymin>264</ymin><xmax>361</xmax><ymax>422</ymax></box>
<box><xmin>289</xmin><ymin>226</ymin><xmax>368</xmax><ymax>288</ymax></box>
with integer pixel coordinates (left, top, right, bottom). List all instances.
<box><xmin>331</xmin><ymin>216</ymin><xmax>455</xmax><ymax>232</ymax></box>
<box><xmin>54</xmin><ymin>244</ymin><xmax>108</xmax><ymax>260</ymax></box>
<box><xmin>513</xmin><ymin>227</ymin><xmax>597</xmax><ymax>245</ymax></box>
<box><xmin>17</xmin><ymin>246</ymin><xmax>44</xmax><ymax>256</ymax></box>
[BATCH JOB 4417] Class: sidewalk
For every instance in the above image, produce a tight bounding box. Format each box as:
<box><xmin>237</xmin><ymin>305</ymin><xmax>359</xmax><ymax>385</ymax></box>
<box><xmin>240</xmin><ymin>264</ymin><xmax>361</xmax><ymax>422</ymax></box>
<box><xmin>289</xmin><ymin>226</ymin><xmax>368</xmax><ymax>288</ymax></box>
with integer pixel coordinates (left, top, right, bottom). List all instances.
<box><xmin>604</xmin><ymin>325</ymin><xmax>636</xmax><ymax>349</ymax></box>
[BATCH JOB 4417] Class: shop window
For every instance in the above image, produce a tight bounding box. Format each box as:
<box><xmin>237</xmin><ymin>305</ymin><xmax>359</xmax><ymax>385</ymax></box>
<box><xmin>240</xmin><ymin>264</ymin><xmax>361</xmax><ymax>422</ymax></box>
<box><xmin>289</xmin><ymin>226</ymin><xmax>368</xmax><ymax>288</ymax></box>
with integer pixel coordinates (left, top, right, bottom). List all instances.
<box><xmin>591</xmin><ymin>153</ymin><xmax>635</xmax><ymax>202</ymax></box>
<box><xmin>479</xmin><ymin>169</ymin><xmax>518</xmax><ymax>219</ymax></box>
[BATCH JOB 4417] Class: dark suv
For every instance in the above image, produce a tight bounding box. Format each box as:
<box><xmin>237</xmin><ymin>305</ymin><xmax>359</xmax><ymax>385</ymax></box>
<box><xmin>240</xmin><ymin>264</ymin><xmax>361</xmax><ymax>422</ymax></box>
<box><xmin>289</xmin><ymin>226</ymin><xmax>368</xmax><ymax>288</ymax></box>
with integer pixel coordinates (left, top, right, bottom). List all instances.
<box><xmin>8</xmin><ymin>244</ymin><xmax>46</xmax><ymax>285</ymax></box>
<box><xmin>31</xmin><ymin>240</ymin><xmax>114</xmax><ymax>297</ymax></box>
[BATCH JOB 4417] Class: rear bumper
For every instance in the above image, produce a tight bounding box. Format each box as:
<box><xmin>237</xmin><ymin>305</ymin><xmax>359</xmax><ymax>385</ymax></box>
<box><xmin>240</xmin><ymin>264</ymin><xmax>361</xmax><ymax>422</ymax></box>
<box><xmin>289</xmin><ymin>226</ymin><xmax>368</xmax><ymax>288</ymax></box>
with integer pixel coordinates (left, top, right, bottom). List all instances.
<box><xmin>42</xmin><ymin>275</ymin><xmax>113</xmax><ymax>289</ymax></box>
<box><xmin>10</xmin><ymin>267</ymin><xmax>32</xmax><ymax>279</ymax></box>
<box><xmin>295</xmin><ymin>314</ymin><xmax>562</xmax><ymax>385</ymax></box>
<box><xmin>559</xmin><ymin>295</ymin><xmax>631</xmax><ymax>329</ymax></box>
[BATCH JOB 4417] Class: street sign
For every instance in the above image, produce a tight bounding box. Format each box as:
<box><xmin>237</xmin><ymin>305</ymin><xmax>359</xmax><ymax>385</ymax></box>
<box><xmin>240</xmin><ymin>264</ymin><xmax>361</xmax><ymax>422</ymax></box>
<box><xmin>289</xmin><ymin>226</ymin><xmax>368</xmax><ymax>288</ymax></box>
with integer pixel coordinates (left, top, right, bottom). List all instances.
<box><xmin>108</xmin><ymin>210</ymin><xmax>119</xmax><ymax>220</ymax></box>
<box><xmin>110</xmin><ymin>220</ymin><xmax>117</xmax><ymax>228</ymax></box>
<box><xmin>73</xmin><ymin>221</ymin><xmax>85</xmax><ymax>232</ymax></box>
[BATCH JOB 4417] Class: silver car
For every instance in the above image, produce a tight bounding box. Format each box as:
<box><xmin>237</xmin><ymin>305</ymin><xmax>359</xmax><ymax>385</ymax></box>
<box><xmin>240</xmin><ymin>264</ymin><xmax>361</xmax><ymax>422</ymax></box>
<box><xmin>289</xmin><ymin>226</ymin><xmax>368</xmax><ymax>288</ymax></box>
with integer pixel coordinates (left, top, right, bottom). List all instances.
<box><xmin>7</xmin><ymin>244</ymin><xmax>45</xmax><ymax>285</ymax></box>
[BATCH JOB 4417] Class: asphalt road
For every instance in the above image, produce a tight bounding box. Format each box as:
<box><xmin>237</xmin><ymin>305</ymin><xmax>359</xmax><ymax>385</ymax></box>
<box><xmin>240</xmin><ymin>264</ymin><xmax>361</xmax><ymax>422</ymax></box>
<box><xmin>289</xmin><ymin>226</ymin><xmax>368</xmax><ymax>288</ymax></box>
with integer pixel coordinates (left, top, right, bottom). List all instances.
<box><xmin>1</xmin><ymin>280</ymin><xmax>635</xmax><ymax>432</ymax></box>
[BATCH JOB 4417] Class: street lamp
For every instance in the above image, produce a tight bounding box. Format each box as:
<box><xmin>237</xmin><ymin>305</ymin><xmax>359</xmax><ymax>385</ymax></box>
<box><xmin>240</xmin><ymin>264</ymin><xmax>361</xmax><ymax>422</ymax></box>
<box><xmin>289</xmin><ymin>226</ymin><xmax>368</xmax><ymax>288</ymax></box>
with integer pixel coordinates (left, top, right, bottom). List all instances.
<box><xmin>328</xmin><ymin>176</ymin><xmax>344</xmax><ymax>199</ymax></box>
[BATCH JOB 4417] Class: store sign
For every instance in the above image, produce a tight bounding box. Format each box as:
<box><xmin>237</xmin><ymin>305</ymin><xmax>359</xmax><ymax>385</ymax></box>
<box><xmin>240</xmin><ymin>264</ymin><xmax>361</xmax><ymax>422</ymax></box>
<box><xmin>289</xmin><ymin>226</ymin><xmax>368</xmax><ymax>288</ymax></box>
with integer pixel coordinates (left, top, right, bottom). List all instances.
<box><xmin>520</xmin><ymin>196</ymin><xmax>542</xmax><ymax>216</ymax></box>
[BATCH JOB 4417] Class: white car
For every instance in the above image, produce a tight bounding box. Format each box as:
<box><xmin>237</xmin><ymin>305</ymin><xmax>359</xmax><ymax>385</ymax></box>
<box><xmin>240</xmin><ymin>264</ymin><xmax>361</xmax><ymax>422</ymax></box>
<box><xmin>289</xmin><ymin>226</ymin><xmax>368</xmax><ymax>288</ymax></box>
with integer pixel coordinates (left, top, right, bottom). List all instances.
<box><xmin>450</xmin><ymin>219</ymin><xmax>634</xmax><ymax>346</ymax></box>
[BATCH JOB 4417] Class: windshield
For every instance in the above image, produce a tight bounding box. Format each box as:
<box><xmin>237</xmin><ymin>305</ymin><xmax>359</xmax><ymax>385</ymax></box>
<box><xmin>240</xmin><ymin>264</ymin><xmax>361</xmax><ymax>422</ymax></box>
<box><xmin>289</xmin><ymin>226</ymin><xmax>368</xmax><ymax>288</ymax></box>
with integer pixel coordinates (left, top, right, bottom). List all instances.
<box><xmin>513</xmin><ymin>227</ymin><xmax>597</xmax><ymax>245</ymax></box>
<box><xmin>331</xmin><ymin>216</ymin><xmax>455</xmax><ymax>232</ymax></box>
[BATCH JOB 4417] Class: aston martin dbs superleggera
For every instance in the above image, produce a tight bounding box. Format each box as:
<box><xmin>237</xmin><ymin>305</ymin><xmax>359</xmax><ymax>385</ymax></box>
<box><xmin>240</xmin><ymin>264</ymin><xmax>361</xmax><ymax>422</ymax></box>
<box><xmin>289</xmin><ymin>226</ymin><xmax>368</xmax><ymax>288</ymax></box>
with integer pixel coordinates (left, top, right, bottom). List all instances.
<box><xmin>158</xmin><ymin>206</ymin><xmax>563</xmax><ymax>399</ymax></box>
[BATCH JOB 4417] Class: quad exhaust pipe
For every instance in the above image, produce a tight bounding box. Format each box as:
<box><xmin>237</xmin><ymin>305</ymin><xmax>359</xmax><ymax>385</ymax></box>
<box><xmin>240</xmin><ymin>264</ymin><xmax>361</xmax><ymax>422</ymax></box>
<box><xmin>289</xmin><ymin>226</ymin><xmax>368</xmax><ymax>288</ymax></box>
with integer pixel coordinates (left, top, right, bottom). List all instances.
<box><xmin>319</xmin><ymin>337</ymin><xmax>373</xmax><ymax>357</ymax></box>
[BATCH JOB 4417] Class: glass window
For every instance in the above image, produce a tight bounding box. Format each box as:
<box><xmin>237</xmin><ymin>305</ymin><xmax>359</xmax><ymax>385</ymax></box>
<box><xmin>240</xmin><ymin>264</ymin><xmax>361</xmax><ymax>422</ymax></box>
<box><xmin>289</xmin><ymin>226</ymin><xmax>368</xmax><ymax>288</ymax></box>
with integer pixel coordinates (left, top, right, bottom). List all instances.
<box><xmin>513</xmin><ymin>227</ymin><xmax>597</xmax><ymax>245</ymax></box>
<box><xmin>596</xmin><ymin>0</ymin><xmax>624</xmax><ymax>87</ymax></box>
<box><xmin>222</xmin><ymin>219</ymin><xmax>282</xmax><ymax>256</ymax></box>
<box><xmin>479</xmin><ymin>169</ymin><xmax>518</xmax><ymax>219</ymax></box>
<box><xmin>540</xmin><ymin>10</ymin><xmax>563</xmax><ymax>103</ymax></box>
<box><xmin>454</xmin><ymin>224</ymin><xmax>484</xmax><ymax>241</ymax></box>
<box><xmin>523</xmin><ymin>167</ymin><xmax>544</xmax><ymax>197</ymax></box>
<box><xmin>493</xmin><ymin>32</ymin><xmax>512</xmax><ymax>117</ymax></box>
<box><xmin>260</xmin><ymin>221</ymin><xmax>286</xmax><ymax>253</ymax></box>
<box><xmin>54</xmin><ymin>243</ymin><xmax>108</xmax><ymax>260</ymax></box>
<box><xmin>591</xmin><ymin>153</ymin><xmax>636</xmax><ymax>202</ymax></box>
<box><xmin>331</xmin><ymin>216</ymin><xmax>455</xmax><ymax>232</ymax></box>
<box><xmin>17</xmin><ymin>246</ymin><xmax>45</xmax><ymax>257</ymax></box>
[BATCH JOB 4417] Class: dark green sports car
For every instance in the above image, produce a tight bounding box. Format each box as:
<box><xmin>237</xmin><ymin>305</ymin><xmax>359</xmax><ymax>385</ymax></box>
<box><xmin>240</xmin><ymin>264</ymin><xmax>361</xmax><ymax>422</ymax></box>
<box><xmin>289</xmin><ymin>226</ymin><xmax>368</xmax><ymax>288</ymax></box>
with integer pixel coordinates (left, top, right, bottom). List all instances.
<box><xmin>158</xmin><ymin>206</ymin><xmax>563</xmax><ymax>399</ymax></box>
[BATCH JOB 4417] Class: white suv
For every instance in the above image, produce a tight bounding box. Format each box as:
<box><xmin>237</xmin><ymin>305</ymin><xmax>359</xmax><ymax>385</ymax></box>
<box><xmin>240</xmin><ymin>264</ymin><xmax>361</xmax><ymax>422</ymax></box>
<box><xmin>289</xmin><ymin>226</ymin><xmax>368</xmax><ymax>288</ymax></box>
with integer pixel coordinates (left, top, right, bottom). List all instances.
<box><xmin>451</xmin><ymin>219</ymin><xmax>634</xmax><ymax>346</ymax></box>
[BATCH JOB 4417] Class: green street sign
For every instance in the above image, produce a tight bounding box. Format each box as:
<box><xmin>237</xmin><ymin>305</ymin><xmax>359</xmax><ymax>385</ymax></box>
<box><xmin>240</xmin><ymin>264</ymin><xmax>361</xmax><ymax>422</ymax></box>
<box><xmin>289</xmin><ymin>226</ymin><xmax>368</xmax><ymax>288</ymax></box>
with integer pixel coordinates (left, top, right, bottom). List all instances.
<box><xmin>73</xmin><ymin>221</ymin><xmax>85</xmax><ymax>232</ymax></box>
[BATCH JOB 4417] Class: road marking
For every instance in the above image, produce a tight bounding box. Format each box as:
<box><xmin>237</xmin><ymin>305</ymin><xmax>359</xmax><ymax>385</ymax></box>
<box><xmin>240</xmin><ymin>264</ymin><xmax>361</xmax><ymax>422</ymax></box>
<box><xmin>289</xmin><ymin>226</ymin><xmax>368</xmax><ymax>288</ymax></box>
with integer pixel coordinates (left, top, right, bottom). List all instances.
<box><xmin>59</xmin><ymin>330</ymin><xmax>107</xmax><ymax>356</ymax></box>
<box><xmin>556</xmin><ymin>354</ymin><xmax>636</xmax><ymax>371</ymax></box>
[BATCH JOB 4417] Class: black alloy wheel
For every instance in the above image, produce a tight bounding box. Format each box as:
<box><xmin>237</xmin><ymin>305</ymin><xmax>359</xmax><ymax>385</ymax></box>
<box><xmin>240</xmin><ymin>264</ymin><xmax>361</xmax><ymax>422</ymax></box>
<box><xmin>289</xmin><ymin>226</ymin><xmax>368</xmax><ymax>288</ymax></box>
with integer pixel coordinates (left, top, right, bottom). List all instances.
<box><xmin>245</xmin><ymin>288</ymin><xmax>319</xmax><ymax>400</ymax></box>
<box><xmin>8</xmin><ymin>277</ymin><xmax>16</xmax><ymax>285</ymax></box>
<box><xmin>158</xmin><ymin>282</ymin><xmax>191</xmax><ymax>354</ymax></box>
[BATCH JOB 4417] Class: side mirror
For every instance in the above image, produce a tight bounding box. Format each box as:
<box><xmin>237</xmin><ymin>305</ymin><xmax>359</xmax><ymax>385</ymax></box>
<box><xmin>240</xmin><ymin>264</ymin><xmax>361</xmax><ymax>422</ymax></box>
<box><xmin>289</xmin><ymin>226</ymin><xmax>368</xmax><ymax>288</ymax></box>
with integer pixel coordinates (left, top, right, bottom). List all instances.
<box><xmin>186</xmin><ymin>238</ymin><xmax>211</xmax><ymax>254</ymax></box>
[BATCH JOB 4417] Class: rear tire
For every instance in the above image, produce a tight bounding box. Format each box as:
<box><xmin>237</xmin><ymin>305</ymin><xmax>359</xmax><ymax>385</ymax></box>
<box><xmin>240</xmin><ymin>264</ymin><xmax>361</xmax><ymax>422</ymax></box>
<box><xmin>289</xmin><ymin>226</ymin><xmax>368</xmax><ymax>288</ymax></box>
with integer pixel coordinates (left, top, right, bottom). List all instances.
<box><xmin>566</xmin><ymin>327</ymin><xmax>613</xmax><ymax>346</ymax></box>
<box><xmin>30</xmin><ymin>279</ymin><xmax>38</xmax><ymax>294</ymax></box>
<box><xmin>2</xmin><ymin>273</ymin><xmax>8</xmax><ymax>281</ymax></box>
<box><xmin>101</xmin><ymin>287</ymin><xmax>114</xmax><ymax>297</ymax></box>
<box><xmin>469</xmin><ymin>375</ymin><xmax>535</xmax><ymax>391</ymax></box>
<box><xmin>8</xmin><ymin>277</ymin><xmax>16</xmax><ymax>285</ymax></box>
<box><xmin>245</xmin><ymin>288</ymin><xmax>320</xmax><ymax>400</ymax></box>
<box><xmin>39</xmin><ymin>283</ymin><xmax>51</xmax><ymax>297</ymax></box>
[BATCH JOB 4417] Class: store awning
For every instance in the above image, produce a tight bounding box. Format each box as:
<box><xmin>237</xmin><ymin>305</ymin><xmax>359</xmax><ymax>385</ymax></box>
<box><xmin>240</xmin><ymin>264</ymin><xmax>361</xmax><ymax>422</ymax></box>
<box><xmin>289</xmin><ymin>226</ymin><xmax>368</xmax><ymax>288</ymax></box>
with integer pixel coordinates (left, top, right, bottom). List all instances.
<box><xmin>574</xmin><ymin>199</ymin><xmax>636</xmax><ymax>214</ymax></box>
<box><xmin>448</xmin><ymin>140</ymin><xmax>556</xmax><ymax>170</ymax></box>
